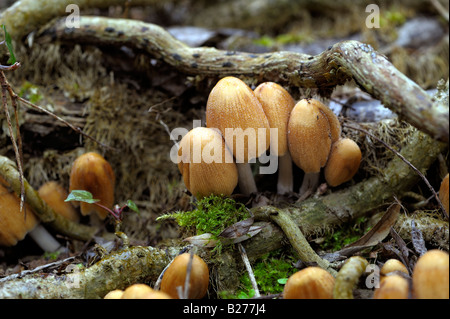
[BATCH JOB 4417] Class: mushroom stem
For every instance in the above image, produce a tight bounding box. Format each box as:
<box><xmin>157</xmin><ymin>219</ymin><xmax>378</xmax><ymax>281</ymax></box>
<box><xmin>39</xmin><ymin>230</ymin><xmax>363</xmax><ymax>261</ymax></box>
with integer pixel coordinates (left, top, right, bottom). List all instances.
<box><xmin>299</xmin><ymin>172</ymin><xmax>320</xmax><ymax>197</ymax></box>
<box><xmin>28</xmin><ymin>224</ymin><xmax>62</xmax><ymax>252</ymax></box>
<box><xmin>237</xmin><ymin>163</ymin><xmax>257</xmax><ymax>195</ymax></box>
<box><xmin>277</xmin><ymin>152</ymin><xmax>293</xmax><ymax>194</ymax></box>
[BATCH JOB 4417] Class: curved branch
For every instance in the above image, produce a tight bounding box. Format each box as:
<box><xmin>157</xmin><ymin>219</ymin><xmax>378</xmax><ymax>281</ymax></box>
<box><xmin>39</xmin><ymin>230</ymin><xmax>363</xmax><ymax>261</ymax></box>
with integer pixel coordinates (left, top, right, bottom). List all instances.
<box><xmin>34</xmin><ymin>16</ymin><xmax>449</xmax><ymax>144</ymax></box>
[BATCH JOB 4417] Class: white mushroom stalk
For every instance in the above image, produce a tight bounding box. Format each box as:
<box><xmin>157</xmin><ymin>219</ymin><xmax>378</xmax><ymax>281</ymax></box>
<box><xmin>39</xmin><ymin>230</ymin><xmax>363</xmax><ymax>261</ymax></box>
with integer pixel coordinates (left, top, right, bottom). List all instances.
<box><xmin>28</xmin><ymin>224</ymin><xmax>62</xmax><ymax>252</ymax></box>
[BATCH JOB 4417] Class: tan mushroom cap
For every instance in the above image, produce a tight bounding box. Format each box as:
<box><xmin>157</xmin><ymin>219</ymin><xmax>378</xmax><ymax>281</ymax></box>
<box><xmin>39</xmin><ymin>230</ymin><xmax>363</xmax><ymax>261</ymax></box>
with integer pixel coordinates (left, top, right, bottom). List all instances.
<box><xmin>412</xmin><ymin>249</ymin><xmax>449</xmax><ymax>299</ymax></box>
<box><xmin>254</xmin><ymin>82</ymin><xmax>295</xmax><ymax>156</ymax></box>
<box><xmin>373</xmin><ymin>275</ymin><xmax>409</xmax><ymax>299</ymax></box>
<box><xmin>160</xmin><ymin>253</ymin><xmax>209</xmax><ymax>299</ymax></box>
<box><xmin>287</xmin><ymin>99</ymin><xmax>332</xmax><ymax>173</ymax></box>
<box><xmin>178</xmin><ymin>127</ymin><xmax>238</xmax><ymax>198</ymax></box>
<box><xmin>324</xmin><ymin>138</ymin><xmax>362</xmax><ymax>187</ymax></box>
<box><xmin>283</xmin><ymin>267</ymin><xmax>335</xmax><ymax>299</ymax></box>
<box><xmin>0</xmin><ymin>176</ymin><xmax>39</xmax><ymax>246</ymax></box>
<box><xmin>69</xmin><ymin>152</ymin><xmax>115</xmax><ymax>220</ymax></box>
<box><xmin>121</xmin><ymin>284</ymin><xmax>154</xmax><ymax>299</ymax></box>
<box><xmin>310</xmin><ymin>99</ymin><xmax>341</xmax><ymax>143</ymax></box>
<box><xmin>206</xmin><ymin>76</ymin><xmax>270</xmax><ymax>163</ymax></box>
<box><xmin>439</xmin><ymin>173</ymin><xmax>449</xmax><ymax>214</ymax></box>
<box><xmin>38</xmin><ymin>181</ymin><xmax>79</xmax><ymax>222</ymax></box>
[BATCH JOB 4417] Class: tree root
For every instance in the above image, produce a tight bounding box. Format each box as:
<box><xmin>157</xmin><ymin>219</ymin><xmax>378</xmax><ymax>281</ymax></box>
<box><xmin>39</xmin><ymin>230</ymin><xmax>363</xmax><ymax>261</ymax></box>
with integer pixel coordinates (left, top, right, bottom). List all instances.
<box><xmin>33</xmin><ymin>16</ymin><xmax>448</xmax><ymax>143</ymax></box>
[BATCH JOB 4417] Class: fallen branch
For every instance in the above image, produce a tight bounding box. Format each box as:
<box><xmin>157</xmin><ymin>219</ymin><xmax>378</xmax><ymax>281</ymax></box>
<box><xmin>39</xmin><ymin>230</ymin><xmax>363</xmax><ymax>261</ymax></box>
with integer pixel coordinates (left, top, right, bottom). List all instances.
<box><xmin>33</xmin><ymin>16</ymin><xmax>448</xmax><ymax>144</ymax></box>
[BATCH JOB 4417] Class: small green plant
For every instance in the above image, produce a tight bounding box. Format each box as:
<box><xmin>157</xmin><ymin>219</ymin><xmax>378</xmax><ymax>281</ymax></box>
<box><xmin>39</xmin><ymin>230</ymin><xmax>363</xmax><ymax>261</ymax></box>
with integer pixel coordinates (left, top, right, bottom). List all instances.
<box><xmin>65</xmin><ymin>189</ymin><xmax>139</xmax><ymax>222</ymax></box>
<box><xmin>1</xmin><ymin>24</ymin><xmax>16</xmax><ymax>65</ymax></box>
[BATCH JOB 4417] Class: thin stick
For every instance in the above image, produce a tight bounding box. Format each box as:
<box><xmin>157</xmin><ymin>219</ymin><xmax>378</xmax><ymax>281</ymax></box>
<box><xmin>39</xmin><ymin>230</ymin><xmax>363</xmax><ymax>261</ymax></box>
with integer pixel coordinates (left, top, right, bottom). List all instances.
<box><xmin>343</xmin><ymin>123</ymin><xmax>448</xmax><ymax>219</ymax></box>
<box><xmin>182</xmin><ymin>247</ymin><xmax>196</xmax><ymax>299</ymax></box>
<box><xmin>0</xmin><ymin>70</ymin><xmax>26</xmax><ymax>212</ymax></box>
<box><xmin>238</xmin><ymin>243</ymin><xmax>260</xmax><ymax>298</ymax></box>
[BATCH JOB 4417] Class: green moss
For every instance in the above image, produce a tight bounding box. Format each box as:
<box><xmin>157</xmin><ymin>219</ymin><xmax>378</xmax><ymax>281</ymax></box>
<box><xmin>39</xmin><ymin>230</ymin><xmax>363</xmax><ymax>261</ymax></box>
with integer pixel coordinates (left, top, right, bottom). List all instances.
<box><xmin>224</xmin><ymin>249</ymin><xmax>298</xmax><ymax>298</ymax></box>
<box><xmin>157</xmin><ymin>195</ymin><xmax>251</xmax><ymax>253</ymax></box>
<box><xmin>319</xmin><ymin>216</ymin><xmax>368</xmax><ymax>252</ymax></box>
<box><xmin>18</xmin><ymin>81</ymin><xmax>43</xmax><ymax>104</ymax></box>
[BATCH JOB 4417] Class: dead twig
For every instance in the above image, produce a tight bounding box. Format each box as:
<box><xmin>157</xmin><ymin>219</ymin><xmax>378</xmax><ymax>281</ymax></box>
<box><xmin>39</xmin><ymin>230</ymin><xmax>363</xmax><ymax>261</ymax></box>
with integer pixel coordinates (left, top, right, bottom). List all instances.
<box><xmin>344</xmin><ymin>122</ymin><xmax>448</xmax><ymax>219</ymax></box>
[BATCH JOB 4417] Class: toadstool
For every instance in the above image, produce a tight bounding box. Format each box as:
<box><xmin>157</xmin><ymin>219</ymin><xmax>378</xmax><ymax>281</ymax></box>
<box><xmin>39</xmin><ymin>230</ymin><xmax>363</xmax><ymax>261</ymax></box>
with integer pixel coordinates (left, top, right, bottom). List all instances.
<box><xmin>324</xmin><ymin>138</ymin><xmax>362</xmax><ymax>187</ymax></box>
<box><xmin>439</xmin><ymin>173</ymin><xmax>448</xmax><ymax>214</ymax></box>
<box><xmin>283</xmin><ymin>266</ymin><xmax>335</xmax><ymax>299</ymax></box>
<box><xmin>177</xmin><ymin>127</ymin><xmax>238</xmax><ymax>198</ymax></box>
<box><xmin>373</xmin><ymin>274</ymin><xmax>409</xmax><ymax>299</ymax></box>
<box><xmin>160</xmin><ymin>252</ymin><xmax>209</xmax><ymax>299</ymax></box>
<box><xmin>412</xmin><ymin>249</ymin><xmax>449</xmax><ymax>299</ymax></box>
<box><xmin>69</xmin><ymin>152</ymin><xmax>115</xmax><ymax>220</ymax></box>
<box><xmin>380</xmin><ymin>259</ymin><xmax>409</xmax><ymax>283</ymax></box>
<box><xmin>287</xmin><ymin>99</ymin><xmax>334</xmax><ymax>196</ymax></box>
<box><xmin>121</xmin><ymin>283</ymin><xmax>154</xmax><ymax>299</ymax></box>
<box><xmin>206</xmin><ymin>76</ymin><xmax>270</xmax><ymax>195</ymax></box>
<box><xmin>38</xmin><ymin>181</ymin><xmax>79</xmax><ymax>223</ymax></box>
<box><xmin>254</xmin><ymin>82</ymin><xmax>295</xmax><ymax>194</ymax></box>
<box><xmin>0</xmin><ymin>176</ymin><xmax>61</xmax><ymax>252</ymax></box>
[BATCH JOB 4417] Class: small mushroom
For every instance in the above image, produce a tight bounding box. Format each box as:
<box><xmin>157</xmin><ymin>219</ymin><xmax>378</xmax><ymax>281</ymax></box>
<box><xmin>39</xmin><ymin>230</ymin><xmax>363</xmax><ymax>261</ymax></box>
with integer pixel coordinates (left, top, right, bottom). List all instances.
<box><xmin>206</xmin><ymin>76</ymin><xmax>270</xmax><ymax>195</ymax></box>
<box><xmin>121</xmin><ymin>284</ymin><xmax>154</xmax><ymax>299</ymax></box>
<box><xmin>0</xmin><ymin>177</ymin><xmax>61</xmax><ymax>252</ymax></box>
<box><xmin>283</xmin><ymin>267</ymin><xmax>335</xmax><ymax>299</ymax></box>
<box><xmin>254</xmin><ymin>82</ymin><xmax>295</xmax><ymax>194</ymax></box>
<box><xmin>324</xmin><ymin>138</ymin><xmax>362</xmax><ymax>187</ymax></box>
<box><xmin>160</xmin><ymin>253</ymin><xmax>209</xmax><ymax>299</ymax></box>
<box><xmin>103</xmin><ymin>289</ymin><xmax>124</xmax><ymax>299</ymax></box>
<box><xmin>287</xmin><ymin>99</ymin><xmax>332</xmax><ymax>195</ymax></box>
<box><xmin>380</xmin><ymin>259</ymin><xmax>409</xmax><ymax>282</ymax></box>
<box><xmin>439</xmin><ymin>173</ymin><xmax>448</xmax><ymax>214</ymax></box>
<box><xmin>69</xmin><ymin>152</ymin><xmax>115</xmax><ymax>220</ymax></box>
<box><xmin>177</xmin><ymin>127</ymin><xmax>238</xmax><ymax>198</ymax></box>
<box><xmin>412</xmin><ymin>249</ymin><xmax>449</xmax><ymax>299</ymax></box>
<box><xmin>38</xmin><ymin>181</ymin><xmax>79</xmax><ymax>222</ymax></box>
<box><xmin>373</xmin><ymin>275</ymin><xmax>409</xmax><ymax>299</ymax></box>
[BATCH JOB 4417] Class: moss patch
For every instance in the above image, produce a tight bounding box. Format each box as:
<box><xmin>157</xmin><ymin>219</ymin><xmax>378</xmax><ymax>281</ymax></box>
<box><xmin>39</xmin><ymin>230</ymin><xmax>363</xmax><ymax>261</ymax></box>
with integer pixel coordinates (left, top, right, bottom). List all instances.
<box><xmin>157</xmin><ymin>195</ymin><xmax>251</xmax><ymax>253</ymax></box>
<box><xmin>220</xmin><ymin>248</ymin><xmax>297</xmax><ymax>299</ymax></box>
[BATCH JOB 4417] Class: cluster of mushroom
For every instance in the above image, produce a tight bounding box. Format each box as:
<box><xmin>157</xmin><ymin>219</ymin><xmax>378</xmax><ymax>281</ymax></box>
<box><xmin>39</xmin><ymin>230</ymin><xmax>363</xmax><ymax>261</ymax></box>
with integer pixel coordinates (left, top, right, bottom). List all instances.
<box><xmin>177</xmin><ymin>76</ymin><xmax>361</xmax><ymax>199</ymax></box>
<box><xmin>282</xmin><ymin>249</ymin><xmax>449</xmax><ymax>299</ymax></box>
<box><xmin>0</xmin><ymin>152</ymin><xmax>115</xmax><ymax>252</ymax></box>
<box><xmin>104</xmin><ymin>253</ymin><xmax>209</xmax><ymax>299</ymax></box>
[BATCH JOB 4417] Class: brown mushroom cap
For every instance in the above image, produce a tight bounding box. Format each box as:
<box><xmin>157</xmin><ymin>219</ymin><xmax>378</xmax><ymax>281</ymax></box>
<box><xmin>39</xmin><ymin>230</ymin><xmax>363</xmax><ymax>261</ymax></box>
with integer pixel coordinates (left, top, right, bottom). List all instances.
<box><xmin>178</xmin><ymin>127</ymin><xmax>238</xmax><ymax>198</ymax></box>
<box><xmin>283</xmin><ymin>267</ymin><xmax>335</xmax><ymax>299</ymax></box>
<box><xmin>324</xmin><ymin>138</ymin><xmax>362</xmax><ymax>187</ymax></box>
<box><xmin>121</xmin><ymin>284</ymin><xmax>154</xmax><ymax>299</ymax></box>
<box><xmin>69</xmin><ymin>152</ymin><xmax>115</xmax><ymax>220</ymax></box>
<box><xmin>373</xmin><ymin>275</ymin><xmax>409</xmax><ymax>299</ymax></box>
<box><xmin>287</xmin><ymin>99</ymin><xmax>332</xmax><ymax>173</ymax></box>
<box><xmin>160</xmin><ymin>253</ymin><xmax>209</xmax><ymax>299</ymax></box>
<box><xmin>439</xmin><ymin>173</ymin><xmax>449</xmax><ymax>214</ymax></box>
<box><xmin>0</xmin><ymin>176</ymin><xmax>39</xmax><ymax>246</ymax></box>
<box><xmin>254</xmin><ymin>82</ymin><xmax>295</xmax><ymax>156</ymax></box>
<box><xmin>206</xmin><ymin>76</ymin><xmax>270</xmax><ymax>163</ymax></box>
<box><xmin>412</xmin><ymin>249</ymin><xmax>449</xmax><ymax>299</ymax></box>
<box><xmin>38</xmin><ymin>181</ymin><xmax>79</xmax><ymax>222</ymax></box>
<box><xmin>311</xmin><ymin>99</ymin><xmax>341</xmax><ymax>143</ymax></box>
